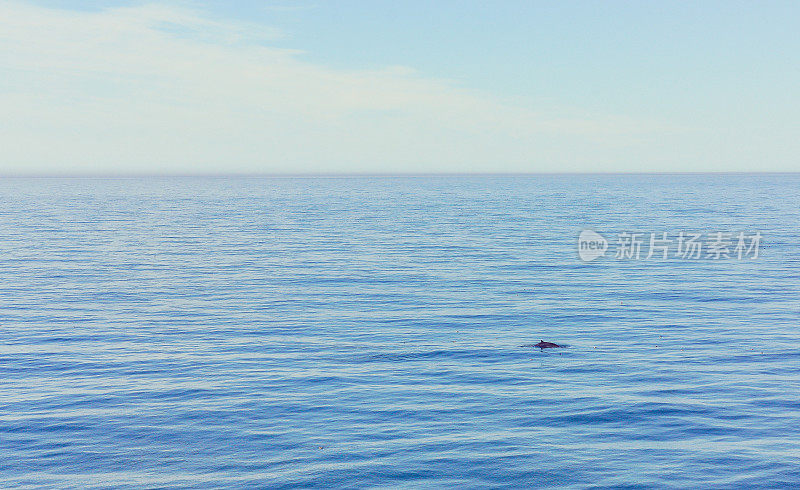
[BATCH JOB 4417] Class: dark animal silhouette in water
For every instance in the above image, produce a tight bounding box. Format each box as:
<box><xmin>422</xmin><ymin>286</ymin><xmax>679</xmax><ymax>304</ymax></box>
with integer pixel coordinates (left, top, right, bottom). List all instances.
<box><xmin>532</xmin><ymin>340</ymin><xmax>563</xmax><ymax>349</ymax></box>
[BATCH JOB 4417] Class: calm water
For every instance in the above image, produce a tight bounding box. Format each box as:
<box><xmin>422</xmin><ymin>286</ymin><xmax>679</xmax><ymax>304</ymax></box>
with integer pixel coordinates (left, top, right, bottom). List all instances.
<box><xmin>1</xmin><ymin>175</ymin><xmax>799</xmax><ymax>488</ymax></box>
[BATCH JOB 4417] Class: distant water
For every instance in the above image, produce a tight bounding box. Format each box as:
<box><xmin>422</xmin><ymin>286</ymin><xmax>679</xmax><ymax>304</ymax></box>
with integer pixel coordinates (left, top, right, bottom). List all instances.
<box><xmin>1</xmin><ymin>175</ymin><xmax>799</xmax><ymax>488</ymax></box>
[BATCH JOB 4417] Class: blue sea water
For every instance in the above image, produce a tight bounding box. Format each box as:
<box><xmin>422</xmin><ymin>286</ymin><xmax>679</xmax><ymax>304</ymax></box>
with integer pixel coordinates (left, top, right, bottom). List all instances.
<box><xmin>1</xmin><ymin>175</ymin><xmax>799</xmax><ymax>488</ymax></box>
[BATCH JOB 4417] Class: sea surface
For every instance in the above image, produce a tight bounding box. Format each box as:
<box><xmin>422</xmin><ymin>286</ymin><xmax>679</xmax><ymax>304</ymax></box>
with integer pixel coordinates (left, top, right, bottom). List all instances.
<box><xmin>1</xmin><ymin>175</ymin><xmax>799</xmax><ymax>488</ymax></box>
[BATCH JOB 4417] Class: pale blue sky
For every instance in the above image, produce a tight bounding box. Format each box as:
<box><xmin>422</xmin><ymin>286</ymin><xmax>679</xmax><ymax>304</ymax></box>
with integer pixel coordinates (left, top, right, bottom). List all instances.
<box><xmin>3</xmin><ymin>1</ymin><xmax>799</xmax><ymax>174</ymax></box>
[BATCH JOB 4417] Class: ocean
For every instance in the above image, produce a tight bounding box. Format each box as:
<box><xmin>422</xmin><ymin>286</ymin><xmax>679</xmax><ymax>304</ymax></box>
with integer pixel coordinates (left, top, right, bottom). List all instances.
<box><xmin>1</xmin><ymin>175</ymin><xmax>799</xmax><ymax>488</ymax></box>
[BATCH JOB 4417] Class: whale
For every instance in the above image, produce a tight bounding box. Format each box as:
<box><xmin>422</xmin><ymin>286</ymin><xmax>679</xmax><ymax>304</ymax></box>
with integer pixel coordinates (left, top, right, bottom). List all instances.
<box><xmin>521</xmin><ymin>340</ymin><xmax>564</xmax><ymax>349</ymax></box>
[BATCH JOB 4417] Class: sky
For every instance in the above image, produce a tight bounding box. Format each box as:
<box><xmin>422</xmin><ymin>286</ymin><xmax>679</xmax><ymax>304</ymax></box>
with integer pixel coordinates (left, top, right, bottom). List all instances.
<box><xmin>1</xmin><ymin>0</ymin><xmax>799</xmax><ymax>174</ymax></box>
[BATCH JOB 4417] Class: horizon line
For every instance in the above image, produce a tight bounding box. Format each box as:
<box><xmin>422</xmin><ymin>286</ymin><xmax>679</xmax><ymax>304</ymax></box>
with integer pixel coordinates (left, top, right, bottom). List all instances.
<box><xmin>2</xmin><ymin>171</ymin><xmax>800</xmax><ymax>178</ymax></box>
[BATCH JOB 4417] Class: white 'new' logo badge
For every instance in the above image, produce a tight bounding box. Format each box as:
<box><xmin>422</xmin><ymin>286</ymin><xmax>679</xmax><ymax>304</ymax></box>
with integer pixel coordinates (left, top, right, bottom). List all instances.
<box><xmin>578</xmin><ymin>229</ymin><xmax>607</xmax><ymax>262</ymax></box>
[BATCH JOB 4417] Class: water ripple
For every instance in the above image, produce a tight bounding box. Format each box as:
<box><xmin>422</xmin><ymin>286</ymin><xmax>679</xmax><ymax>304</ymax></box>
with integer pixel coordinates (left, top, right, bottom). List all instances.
<box><xmin>1</xmin><ymin>175</ymin><xmax>799</xmax><ymax>488</ymax></box>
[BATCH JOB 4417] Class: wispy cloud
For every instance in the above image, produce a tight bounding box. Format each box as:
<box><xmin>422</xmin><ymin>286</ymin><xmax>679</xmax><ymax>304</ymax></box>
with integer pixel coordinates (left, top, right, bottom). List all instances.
<box><xmin>0</xmin><ymin>1</ymin><xmax>676</xmax><ymax>174</ymax></box>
